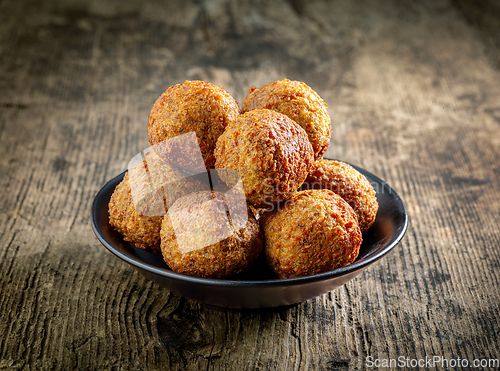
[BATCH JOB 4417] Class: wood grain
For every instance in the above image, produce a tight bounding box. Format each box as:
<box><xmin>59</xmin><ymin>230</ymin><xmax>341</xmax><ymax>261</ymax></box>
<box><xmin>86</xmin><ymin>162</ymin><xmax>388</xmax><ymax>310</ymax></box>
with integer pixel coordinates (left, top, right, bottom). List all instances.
<box><xmin>1</xmin><ymin>0</ymin><xmax>499</xmax><ymax>369</ymax></box>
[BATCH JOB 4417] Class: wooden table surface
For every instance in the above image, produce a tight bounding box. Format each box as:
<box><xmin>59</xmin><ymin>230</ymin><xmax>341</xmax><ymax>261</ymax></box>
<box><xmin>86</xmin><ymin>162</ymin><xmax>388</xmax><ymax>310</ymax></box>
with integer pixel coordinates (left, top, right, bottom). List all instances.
<box><xmin>1</xmin><ymin>0</ymin><xmax>500</xmax><ymax>369</ymax></box>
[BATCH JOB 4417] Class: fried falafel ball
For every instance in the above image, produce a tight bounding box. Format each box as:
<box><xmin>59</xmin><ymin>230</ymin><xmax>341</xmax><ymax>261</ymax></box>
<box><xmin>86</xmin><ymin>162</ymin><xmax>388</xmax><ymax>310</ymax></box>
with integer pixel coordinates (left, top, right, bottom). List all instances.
<box><xmin>214</xmin><ymin>109</ymin><xmax>314</xmax><ymax>208</ymax></box>
<box><xmin>160</xmin><ymin>191</ymin><xmax>263</xmax><ymax>278</ymax></box>
<box><xmin>241</xmin><ymin>79</ymin><xmax>331</xmax><ymax>160</ymax></box>
<box><xmin>109</xmin><ymin>172</ymin><xmax>164</xmax><ymax>254</ymax></box>
<box><xmin>109</xmin><ymin>153</ymin><xmax>208</xmax><ymax>253</ymax></box>
<box><xmin>148</xmin><ymin>80</ymin><xmax>240</xmax><ymax>170</ymax></box>
<box><xmin>262</xmin><ymin>189</ymin><xmax>362</xmax><ymax>279</ymax></box>
<box><xmin>303</xmin><ymin>159</ymin><xmax>378</xmax><ymax>233</ymax></box>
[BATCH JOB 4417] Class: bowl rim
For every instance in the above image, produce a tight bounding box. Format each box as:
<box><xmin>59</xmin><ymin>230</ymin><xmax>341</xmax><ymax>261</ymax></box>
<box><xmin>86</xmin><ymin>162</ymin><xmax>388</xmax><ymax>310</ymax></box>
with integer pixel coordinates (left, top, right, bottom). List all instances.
<box><xmin>91</xmin><ymin>162</ymin><xmax>408</xmax><ymax>288</ymax></box>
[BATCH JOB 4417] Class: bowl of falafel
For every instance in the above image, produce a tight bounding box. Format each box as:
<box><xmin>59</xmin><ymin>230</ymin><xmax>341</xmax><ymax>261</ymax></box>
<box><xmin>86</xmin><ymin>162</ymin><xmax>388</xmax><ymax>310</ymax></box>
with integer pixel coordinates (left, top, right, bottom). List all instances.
<box><xmin>91</xmin><ymin>79</ymin><xmax>408</xmax><ymax>309</ymax></box>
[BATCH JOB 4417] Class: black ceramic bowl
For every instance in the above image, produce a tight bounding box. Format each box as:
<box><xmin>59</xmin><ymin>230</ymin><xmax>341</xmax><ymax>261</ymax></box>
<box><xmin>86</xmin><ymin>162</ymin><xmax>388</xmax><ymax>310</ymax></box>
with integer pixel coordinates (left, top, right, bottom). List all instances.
<box><xmin>91</xmin><ymin>162</ymin><xmax>407</xmax><ymax>309</ymax></box>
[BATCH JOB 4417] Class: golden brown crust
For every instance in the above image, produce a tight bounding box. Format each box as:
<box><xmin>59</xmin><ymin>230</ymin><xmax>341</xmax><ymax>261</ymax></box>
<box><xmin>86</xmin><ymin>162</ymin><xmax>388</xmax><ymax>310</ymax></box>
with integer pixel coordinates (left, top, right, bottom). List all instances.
<box><xmin>262</xmin><ymin>189</ymin><xmax>362</xmax><ymax>279</ymax></box>
<box><xmin>108</xmin><ymin>153</ymin><xmax>208</xmax><ymax>253</ymax></box>
<box><xmin>303</xmin><ymin>159</ymin><xmax>379</xmax><ymax>233</ymax></box>
<box><xmin>148</xmin><ymin>80</ymin><xmax>240</xmax><ymax>170</ymax></box>
<box><xmin>160</xmin><ymin>191</ymin><xmax>263</xmax><ymax>278</ymax></box>
<box><xmin>214</xmin><ymin>109</ymin><xmax>314</xmax><ymax>208</ymax></box>
<box><xmin>109</xmin><ymin>172</ymin><xmax>164</xmax><ymax>254</ymax></box>
<box><xmin>241</xmin><ymin>79</ymin><xmax>331</xmax><ymax>160</ymax></box>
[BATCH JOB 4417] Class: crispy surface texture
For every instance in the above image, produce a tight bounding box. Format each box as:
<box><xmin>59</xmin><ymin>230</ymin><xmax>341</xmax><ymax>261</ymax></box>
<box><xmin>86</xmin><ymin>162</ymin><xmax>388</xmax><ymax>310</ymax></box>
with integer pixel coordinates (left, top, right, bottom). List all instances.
<box><xmin>148</xmin><ymin>80</ymin><xmax>240</xmax><ymax>170</ymax></box>
<box><xmin>160</xmin><ymin>191</ymin><xmax>263</xmax><ymax>278</ymax></box>
<box><xmin>241</xmin><ymin>79</ymin><xmax>331</xmax><ymax>160</ymax></box>
<box><xmin>108</xmin><ymin>153</ymin><xmax>208</xmax><ymax>253</ymax></box>
<box><xmin>214</xmin><ymin>109</ymin><xmax>314</xmax><ymax>208</ymax></box>
<box><xmin>262</xmin><ymin>189</ymin><xmax>362</xmax><ymax>279</ymax></box>
<box><xmin>109</xmin><ymin>172</ymin><xmax>164</xmax><ymax>254</ymax></box>
<box><xmin>303</xmin><ymin>159</ymin><xmax>378</xmax><ymax>233</ymax></box>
